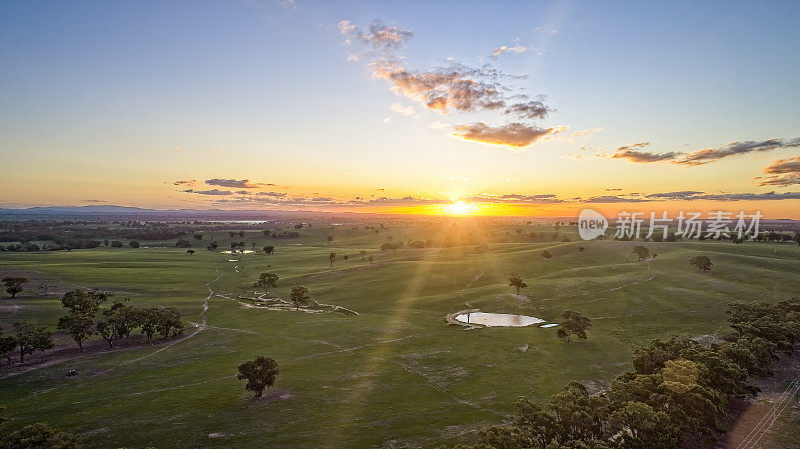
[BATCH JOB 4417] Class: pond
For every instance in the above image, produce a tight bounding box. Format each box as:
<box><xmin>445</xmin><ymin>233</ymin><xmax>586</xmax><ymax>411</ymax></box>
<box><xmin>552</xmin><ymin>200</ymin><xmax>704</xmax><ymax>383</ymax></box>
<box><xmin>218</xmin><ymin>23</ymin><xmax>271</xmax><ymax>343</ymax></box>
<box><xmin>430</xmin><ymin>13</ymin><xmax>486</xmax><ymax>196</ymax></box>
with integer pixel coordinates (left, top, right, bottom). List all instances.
<box><xmin>220</xmin><ymin>250</ymin><xmax>255</xmax><ymax>254</ymax></box>
<box><xmin>454</xmin><ymin>312</ymin><xmax>546</xmax><ymax>327</ymax></box>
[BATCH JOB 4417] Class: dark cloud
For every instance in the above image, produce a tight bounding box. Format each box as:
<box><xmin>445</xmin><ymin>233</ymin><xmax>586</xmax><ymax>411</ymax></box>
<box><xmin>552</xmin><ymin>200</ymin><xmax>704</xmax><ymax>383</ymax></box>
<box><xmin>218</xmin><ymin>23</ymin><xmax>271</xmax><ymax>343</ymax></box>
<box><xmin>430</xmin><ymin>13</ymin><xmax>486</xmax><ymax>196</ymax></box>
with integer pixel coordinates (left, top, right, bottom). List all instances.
<box><xmin>256</xmin><ymin>191</ymin><xmax>288</xmax><ymax>198</ymax></box>
<box><xmin>205</xmin><ymin>178</ymin><xmax>273</xmax><ymax>189</ymax></box>
<box><xmin>610</xmin><ymin>143</ymin><xmax>682</xmax><ymax>163</ymax></box>
<box><xmin>182</xmin><ymin>189</ymin><xmax>233</xmax><ymax>196</ymax></box>
<box><xmin>338</xmin><ymin>20</ymin><xmax>413</xmax><ymax>50</ymax></box>
<box><xmin>584</xmin><ymin>195</ymin><xmax>649</xmax><ymax>203</ymax></box>
<box><xmin>610</xmin><ymin>138</ymin><xmax>800</xmax><ymax>166</ymax></box>
<box><xmin>453</xmin><ymin>122</ymin><xmax>552</xmax><ymax>148</ymax></box>
<box><xmin>645</xmin><ymin>191</ymin><xmax>705</xmax><ymax>200</ymax></box>
<box><xmin>172</xmin><ymin>179</ymin><xmax>196</xmax><ymax>186</ymax></box>
<box><xmin>503</xmin><ymin>100</ymin><xmax>549</xmax><ymax>120</ymax></box>
<box><xmin>754</xmin><ymin>156</ymin><xmax>800</xmax><ymax>186</ymax></box>
<box><xmin>677</xmin><ymin>138</ymin><xmax>800</xmax><ymax>166</ymax></box>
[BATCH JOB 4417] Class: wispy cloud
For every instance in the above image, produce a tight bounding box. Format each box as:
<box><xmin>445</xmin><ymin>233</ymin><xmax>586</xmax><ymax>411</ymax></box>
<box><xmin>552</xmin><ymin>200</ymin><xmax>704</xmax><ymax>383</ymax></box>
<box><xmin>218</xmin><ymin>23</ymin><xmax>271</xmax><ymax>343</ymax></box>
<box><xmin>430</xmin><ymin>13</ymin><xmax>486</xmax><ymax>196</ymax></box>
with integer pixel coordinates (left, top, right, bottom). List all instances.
<box><xmin>390</xmin><ymin>102</ymin><xmax>417</xmax><ymax>117</ymax></box>
<box><xmin>754</xmin><ymin>156</ymin><xmax>800</xmax><ymax>186</ymax></box>
<box><xmin>609</xmin><ymin>137</ymin><xmax>800</xmax><ymax>165</ymax></box>
<box><xmin>182</xmin><ymin>189</ymin><xmax>233</xmax><ymax>196</ymax></box>
<box><xmin>205</xmin><ymin>178</ymin><xmax>274</xmax><ymax>189</ymax></box>
<box><xmin>491</xmin><ymin>44</ymin><xmax>528</xmax><ymax>59</ymax></box>
<box><xmin>338</xmin><ymin>20</ymin><xmax>413</xmax><ymax>50</ymax></box>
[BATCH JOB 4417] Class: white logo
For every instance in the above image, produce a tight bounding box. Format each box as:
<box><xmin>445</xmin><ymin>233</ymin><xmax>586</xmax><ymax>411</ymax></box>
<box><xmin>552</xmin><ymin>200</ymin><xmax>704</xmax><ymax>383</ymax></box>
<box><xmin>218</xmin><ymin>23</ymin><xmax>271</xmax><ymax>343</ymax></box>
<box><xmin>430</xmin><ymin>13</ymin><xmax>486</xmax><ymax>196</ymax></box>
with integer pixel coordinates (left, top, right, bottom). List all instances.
<box><xmin>579</xmin><ymin>209</ymin><xmax>608</xmax><ymax>240</ymax></box>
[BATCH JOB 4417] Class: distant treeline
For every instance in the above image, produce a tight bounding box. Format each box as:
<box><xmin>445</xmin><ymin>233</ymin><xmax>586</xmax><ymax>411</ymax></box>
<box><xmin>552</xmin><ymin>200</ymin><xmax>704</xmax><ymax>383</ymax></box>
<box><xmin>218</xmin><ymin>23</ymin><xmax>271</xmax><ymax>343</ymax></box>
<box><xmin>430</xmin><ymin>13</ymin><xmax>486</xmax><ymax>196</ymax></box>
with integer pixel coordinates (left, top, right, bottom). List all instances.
<box><xmin>438</xmin><ymin>297</ymin><xmax>800</xmax><ymax>449</ymax></box>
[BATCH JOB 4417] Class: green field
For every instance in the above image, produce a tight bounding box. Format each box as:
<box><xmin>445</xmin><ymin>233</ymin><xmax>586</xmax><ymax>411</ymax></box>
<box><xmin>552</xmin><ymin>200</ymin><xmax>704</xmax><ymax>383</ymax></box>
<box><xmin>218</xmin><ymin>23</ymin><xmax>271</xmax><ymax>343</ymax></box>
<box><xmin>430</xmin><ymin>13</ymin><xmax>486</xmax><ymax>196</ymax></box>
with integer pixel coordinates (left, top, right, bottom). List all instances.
<box><xmin>1</xmin><ymin>223</ymin><xmax>799</xmax><ymax>448</ymax></box>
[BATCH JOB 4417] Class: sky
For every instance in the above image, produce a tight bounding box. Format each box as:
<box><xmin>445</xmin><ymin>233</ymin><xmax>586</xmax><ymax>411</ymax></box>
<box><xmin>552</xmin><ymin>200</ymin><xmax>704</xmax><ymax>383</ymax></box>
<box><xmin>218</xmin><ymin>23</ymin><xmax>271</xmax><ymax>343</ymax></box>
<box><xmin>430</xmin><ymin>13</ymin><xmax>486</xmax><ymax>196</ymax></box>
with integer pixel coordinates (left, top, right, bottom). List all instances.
<box><xmin>1</xmin><ymin>0</ymin><xmax>799</xmax><ymax>217</ymax></box>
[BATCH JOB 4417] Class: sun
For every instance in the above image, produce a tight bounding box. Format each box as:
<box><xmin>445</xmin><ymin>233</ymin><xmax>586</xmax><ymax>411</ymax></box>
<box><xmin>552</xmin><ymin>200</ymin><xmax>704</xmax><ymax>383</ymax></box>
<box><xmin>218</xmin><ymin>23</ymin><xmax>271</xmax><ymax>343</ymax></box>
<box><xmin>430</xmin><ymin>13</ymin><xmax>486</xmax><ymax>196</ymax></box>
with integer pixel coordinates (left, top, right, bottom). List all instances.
<box><xmin>442</xmin><ymin>201</ymin><xmax>479</xmax><ymax>215</ymax></box>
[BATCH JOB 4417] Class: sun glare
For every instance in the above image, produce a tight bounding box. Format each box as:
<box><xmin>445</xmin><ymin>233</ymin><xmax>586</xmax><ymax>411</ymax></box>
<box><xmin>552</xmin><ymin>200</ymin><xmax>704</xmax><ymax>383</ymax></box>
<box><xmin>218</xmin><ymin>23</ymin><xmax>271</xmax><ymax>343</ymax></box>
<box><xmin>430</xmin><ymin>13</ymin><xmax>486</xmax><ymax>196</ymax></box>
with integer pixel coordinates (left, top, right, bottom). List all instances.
<box><xmin>442</xmin><ymin>201</ymin><xmax>479</xmax><ymax>215</ymax></box>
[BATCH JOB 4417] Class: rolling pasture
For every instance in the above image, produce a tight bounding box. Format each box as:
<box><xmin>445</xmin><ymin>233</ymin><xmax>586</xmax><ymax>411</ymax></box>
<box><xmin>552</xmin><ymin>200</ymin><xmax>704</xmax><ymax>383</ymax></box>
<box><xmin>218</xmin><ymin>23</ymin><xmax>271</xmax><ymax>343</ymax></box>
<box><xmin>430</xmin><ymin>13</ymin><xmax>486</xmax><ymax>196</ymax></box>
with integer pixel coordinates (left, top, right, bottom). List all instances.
<box><xmin>1</xmin><ymin>222</ymin><xmax>799</xmax><ymax>448</ymax></box>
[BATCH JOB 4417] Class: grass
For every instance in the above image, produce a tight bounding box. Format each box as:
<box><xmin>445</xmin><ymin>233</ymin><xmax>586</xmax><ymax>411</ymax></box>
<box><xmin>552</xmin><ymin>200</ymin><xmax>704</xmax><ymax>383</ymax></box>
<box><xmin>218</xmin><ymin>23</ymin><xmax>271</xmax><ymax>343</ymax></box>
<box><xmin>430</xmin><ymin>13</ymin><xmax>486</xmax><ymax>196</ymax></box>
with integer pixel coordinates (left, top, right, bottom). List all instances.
<box><xmin>1</xmin><ymin>223</ymin><xmax>799</xmax><ymax>448</ymax></box>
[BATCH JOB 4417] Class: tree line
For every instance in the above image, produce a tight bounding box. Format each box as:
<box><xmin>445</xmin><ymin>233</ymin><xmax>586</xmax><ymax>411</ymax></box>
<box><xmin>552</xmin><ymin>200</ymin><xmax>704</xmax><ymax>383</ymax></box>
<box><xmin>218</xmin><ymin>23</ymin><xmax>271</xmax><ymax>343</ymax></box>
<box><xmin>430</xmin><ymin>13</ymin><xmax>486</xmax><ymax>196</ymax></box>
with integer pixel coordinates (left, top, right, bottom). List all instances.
<box><xmin>0</xmin><ymin>289</ymin><xmax>184</xmax><ymax>364</ymax></box>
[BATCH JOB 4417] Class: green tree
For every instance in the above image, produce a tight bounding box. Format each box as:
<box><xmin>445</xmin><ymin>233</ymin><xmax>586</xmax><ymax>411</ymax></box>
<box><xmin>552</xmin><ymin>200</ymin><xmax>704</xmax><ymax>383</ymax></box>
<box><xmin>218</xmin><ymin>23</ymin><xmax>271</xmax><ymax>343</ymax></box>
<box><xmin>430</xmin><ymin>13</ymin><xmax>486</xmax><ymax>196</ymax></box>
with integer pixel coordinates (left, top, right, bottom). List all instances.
<box><xmin>290</xmin><ymin>286</ymin><xmax>310</xmax><ymax>312</ymax></box>
<box><xmin>508</xmin><ymin>274</ymin><xmax>527</xmax><ymax>295</ymax></box>
<box><xmin>57</xmin><ymin>314</ymin><xmax>95</xmax><ymax>349</ymax></box>
<box><xmin>13</xmin><ymin>320</ymin><xmax>53</xmax><ymax>363</ymax></box>
<box><xmin>368</xmin><ymin>254</ymin><xmax>374</xmax><ymax>266</ymax></box>
<box><xmin>326</xmin><ymin>235</ymin><xmax>334</xmax><ymax>244</ymax></box>
<box><xmin>0</xmin><ymin>325</ymin><xmax>18</xmax><ymax>363</ymax></box>
<box><xmin>2</xmin><ymin>277</ymin><xmax>28</xmax><ymax>298</ymax></box>
<box><xmin>690</xmin><ymin>255</ymin><xmax>712</xmax><ymax>271</ymax></box>
<box><xmin>60</xmin><ymin>289</ymin><xmax>107</xmax><ymax>316</ymax></box>
<box><xmin>128</xmin><ymin>240</ymin><xmax>140</xmax><ymax>248</ymax></box>
<box><xmin>329</xmin><ymin>252</ymin><xmax>336</xmax><ymax>266</ymax></box>
<box><xmin>556</xmin><ymin>310</ymin><xmax>591</xmax><ymax>342</ymax></box>
<box><xmin>263</xmin><ymin>245</ymin><xmax>274</xmax><ymax>255</ymax></box>
<box><xmin>541</xmin><ymin>250</ymin><xmax>552</xmax><ymax>259</ymax></box>
<box><xmin>237</xmin><ymin>355</ymin><xmax>279</xmax><ymax>398</ymax></box>
<box><xmin>253</xmin><ymin>272</ymin><xmax>279</xmax><ymax>294</ymax></box>
<box><xmin>0</xmin><ymin>422</ymin><xmax>82</xmax><ymax>449</ymax></box>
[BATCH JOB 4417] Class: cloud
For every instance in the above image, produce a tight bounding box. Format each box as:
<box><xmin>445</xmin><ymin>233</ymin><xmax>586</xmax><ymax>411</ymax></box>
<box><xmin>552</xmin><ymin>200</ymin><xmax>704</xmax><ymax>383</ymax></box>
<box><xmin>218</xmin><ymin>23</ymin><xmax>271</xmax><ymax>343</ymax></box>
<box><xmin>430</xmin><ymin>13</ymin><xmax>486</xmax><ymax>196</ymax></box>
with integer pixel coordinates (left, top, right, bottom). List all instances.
<box><xmin>463</xmin><ymin>193</ymin><xmax>563</xmax><ymax>204</ymax></box>
<box><xmin>182</xmin><ymin>189</ymin><xmax>233</xmax><ymax>196</ymax></box>
<box><xmin>754</xmin><ymin>156</ymin><xmax>800</xmax><ymax>186</ymax></box>
<box><xmin>338</xmin><ymin>20</ymin><xmax>413</xmax><ymax>49</ymax></box>
<box><xmin>610</xmin><ymin>137</ymin><xmax>800</xmax><ymax>165</ymax></box>
<box><xmin>390</xmin><ymin>102</ymin><xmax>417</xmax><ymax>117</ymax></box>
<box><xmin>503</xmin><ymin>100</ymin><xmax>549</xmax><ymax>120</ymax></box>
<box><xmin>256</xmin><ymin>191</ymin><xmax>288</xmax><ymax>198</ymax></box>
<box><xmin>610</xmin><ymin>142</ymin><xmax>683</xmax><ymax>163</ymax></box>
<box><xmin>645</xmin><ymin>191</ymin><xmax>705</xmax><ymax>200</ymax></box>
<box><xmin>676</xmin><ymin>138</ymin><xmax>800</xmax><ymax>166</ymax></box>
<box><xmin>584</xmin><ymin>195</ymin><xmax>649</xmax><ymax>203</ymax></box>
<box><xmin>452</xmin><ymin>122</ymin><xmax>553</xmax><ymax>148</ymax></box>
<box><xmin>491</xmin><ymin>45</ymin><xmax>528</xmax><ymax>59</ymax></box>
<box><xmin>205</xmin><ymin>178</ymin><xmax>273</xmax><ymax>189</ymax></box>
<box><xmin>370</xmin><ymin>60</ymin><xmax>507</xmax><ymax>114</ymax></box>
<box><xmin>172</xmin><ymin>179</ymin><xmax>197</xmax><ymax>186</ymax></box>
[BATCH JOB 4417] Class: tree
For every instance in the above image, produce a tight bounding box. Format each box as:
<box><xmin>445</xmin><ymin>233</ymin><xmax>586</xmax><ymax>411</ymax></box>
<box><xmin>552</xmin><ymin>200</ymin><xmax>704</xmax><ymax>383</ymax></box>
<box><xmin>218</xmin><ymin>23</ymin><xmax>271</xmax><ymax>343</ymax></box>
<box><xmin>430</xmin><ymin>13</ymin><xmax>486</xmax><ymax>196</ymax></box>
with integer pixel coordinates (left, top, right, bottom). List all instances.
<box><xmin>155</xmin><ymin>307</ymin><xmax>183</xmax><ymax>338</ymax></box>
<box><xmin>207</xmin><ymin>241</ymin><xmax>219</xmax><ymax>251</ymax></box>
<box><xmin>326</xmin><ymin>235</ymin><xmax>334</xmax><ymax>244</ymax></box>
<box><xmin>253</xmin><ymin>272</ymin><xmax>279</xmax><ymax>294</ymax></box>
<box><xmin>329</xmin><ymin>252</ymin><xmax>336</xmax><ymax>266</ymax></box>
<box><xmin>578</xmin><ymin>246</ymin><xmax>586</xmax><ymax>252</ymax></box>
<box><xmin>556</xmin><ymin>310</ymin><xmax>591</xmax><ymax>343</ymax></box>
<box><xmin>237</xmin><ymin>355</ymin><xmax>279</xmax><ymax>398</ymax></box>
<box><xmin>176</xmin><ymin>238</ymin><xmax>192</xmax><ymax>248</ymax></box>
<box><xmin>13</xmin><ymin>320</ymin><xmax>53</xmax><ymax>362</ymax></box>
<box><xmin>690</xmin><ymin>255</ymin><xmax>712</xmax><ymax>271</ymax></box>
<box><xmin>57</xmin><ymin>313</ymin><xmax>95</xmax><ymax>349</ymax></box>
<box><xmin>60</xmin><ymin>289</ymin><xmax>107</xmax><ymax>316</ymax></box>
<box><xmin>110</xmin><ymin>240</ymin><xmax>124</xmax><ymax>248</ymax></box>
<box><xmin>0</xmin><ymin>422</ymin><xmax>82</xmax><ymax>449</ymax></box>
<box><xmin>541</xmin><ymin>250</ymin><xmax>552</xmax><ymax>259</ymax></box>
<box><xmin>290</xmin><ymin>286</ymin><xmax>310</xmax><ymax>312</ymax></box>
<box><xmin>359</xmin><ymin>250</ymin><xmax>368</xmax><ymax>260</ymax></box>
<box><xmin>263</xmin><ymin>245</ymin><xmax>275</xmax><ymax>255</ymax></box>
<box><xmin>2</xmin><ymin>277</ymin><xmax>28</xmax><ymax>298</ymax></box>
<box><xmin>0</xmin><ymin>325</ymin><xmax>17</xmax><ymax>363</ymax></box>
<box><xmin>508</xmin><ymin>274</ymin><xmax>527</xmax><ymax>295</ymax></box>
<box><xmin>368</xmin><ymin>255</ymin><xmax>374</xmax><ymax>266</ymax></box>
<box><xmin>128</xmin><ymin>240</ymin><xmax>140</xmax><ymax>248</ymax></box>
<box><xmin>95</xmin><ymin>300</ymin><xmax>141</xmax><ymax>348</ymax></box>
<box><xmin>632</xmin><ymin>245</ymin><xmax>652</xmax><ymax>261</ymax></box>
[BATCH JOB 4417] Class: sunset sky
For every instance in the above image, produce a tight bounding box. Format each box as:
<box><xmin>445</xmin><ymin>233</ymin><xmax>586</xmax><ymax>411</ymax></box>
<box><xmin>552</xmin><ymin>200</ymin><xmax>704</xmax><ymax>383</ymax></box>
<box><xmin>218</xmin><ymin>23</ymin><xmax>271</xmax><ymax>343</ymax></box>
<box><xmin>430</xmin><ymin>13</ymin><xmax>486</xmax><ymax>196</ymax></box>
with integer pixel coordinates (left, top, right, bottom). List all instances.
<box><xmin>1</xmin><ymin>1</ymin><xmax>799</xmax><ymax>217</ymax></box>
